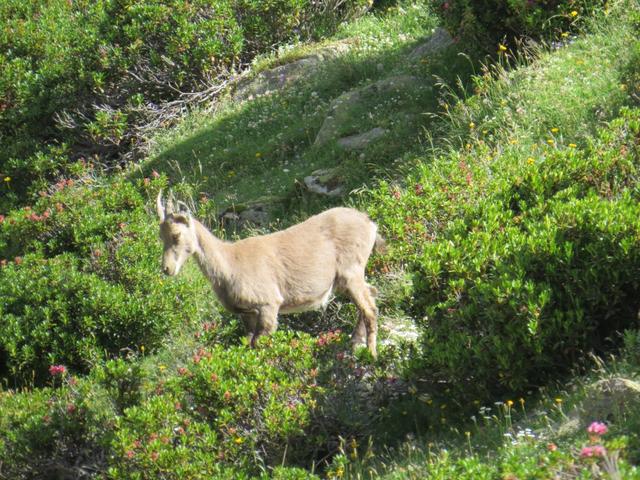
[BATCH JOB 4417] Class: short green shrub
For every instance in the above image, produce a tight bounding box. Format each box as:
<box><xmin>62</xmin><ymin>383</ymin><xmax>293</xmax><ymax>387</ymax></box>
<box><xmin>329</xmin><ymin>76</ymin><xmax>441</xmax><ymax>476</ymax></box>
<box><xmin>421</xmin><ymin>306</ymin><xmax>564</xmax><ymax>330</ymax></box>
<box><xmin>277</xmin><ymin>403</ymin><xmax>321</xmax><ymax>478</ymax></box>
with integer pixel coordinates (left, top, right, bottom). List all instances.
<box><xmin>0</xmin><ymin>373</ymin><xmax>117</xmax><ymax>479</ymax></box>
<box><xmin>371</xmin><ymin>107</ymin><xmax>640</xmax><ymax>399</ymax></box>
<box><xmin>108</xmin><ymin>331</ymin><xmax>371</xmax><ymax>478</ymax></box>
<box><xmin>430</xmin><ymin>0</ymin><xmax>605</xmax><ymax>48</ymax></box>
<box><xmin>0</xmin><ymin>174</ymin><xmax>216</xmax><ymax>385</ymax></box>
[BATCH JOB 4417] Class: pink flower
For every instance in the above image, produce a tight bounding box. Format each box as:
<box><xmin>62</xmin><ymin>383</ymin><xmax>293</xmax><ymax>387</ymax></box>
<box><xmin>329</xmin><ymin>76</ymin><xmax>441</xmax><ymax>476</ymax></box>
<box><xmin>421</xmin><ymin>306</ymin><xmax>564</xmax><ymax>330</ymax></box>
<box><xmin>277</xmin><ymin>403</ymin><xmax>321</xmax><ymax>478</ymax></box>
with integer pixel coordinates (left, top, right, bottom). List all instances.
<box><xmin>49</xmin><ymin>365</ymin><xmax>67</xmax><ymax>376</ymax></box>
<box><xmin>66</xmin><ymin>403</ymin><xmax>76</xmax><ymax>414</ymax></box>
<box><xmin>593</xmin><ymin>445</ymin><xmax>607</xmax><ymax>457</ymax></box>
<box><xmin>587</xmin><ymin>421</ymin><xmax>608</xmax><ymax>436</ymax></box>
<box><xmin>581</xmin><ymin>445</ymin><xmax>606</xmax><ymax>458</ymax></box>
<box><xmin>151</xmin><ymin>170</ymin><xmax>160</xmax><ymax>179</ymax></box>
<box><xmin>125</xmin><ymin>450</ymin><xmax>135</xmax><ymax>459</ymax></box>
<box><xmin>581</xmin><ymin>446</ymin><xmax>594</xmax><ymax>457</ymax></box>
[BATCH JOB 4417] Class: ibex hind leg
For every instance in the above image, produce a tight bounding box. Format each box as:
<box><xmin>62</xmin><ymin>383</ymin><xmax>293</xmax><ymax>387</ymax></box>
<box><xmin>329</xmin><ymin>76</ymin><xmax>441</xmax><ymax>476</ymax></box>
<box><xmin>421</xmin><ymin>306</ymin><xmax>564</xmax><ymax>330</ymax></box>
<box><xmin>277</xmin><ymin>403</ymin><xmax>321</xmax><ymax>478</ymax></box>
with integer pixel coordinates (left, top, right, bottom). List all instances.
<box><xmin>346</xmin><ymin>279</ymin><xmax>378</xmax><ymax>358</ymax></box>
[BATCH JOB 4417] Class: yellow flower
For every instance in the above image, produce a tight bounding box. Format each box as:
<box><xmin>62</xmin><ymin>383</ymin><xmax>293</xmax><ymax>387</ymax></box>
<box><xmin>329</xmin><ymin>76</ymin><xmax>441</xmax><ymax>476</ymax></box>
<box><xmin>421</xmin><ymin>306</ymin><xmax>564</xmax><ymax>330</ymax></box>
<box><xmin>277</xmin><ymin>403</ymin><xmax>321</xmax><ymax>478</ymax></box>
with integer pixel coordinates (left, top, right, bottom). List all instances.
<box><xmin>234</xmin><ymin>437</ymin><xmax>244</xmax><ymax>444</ymax></box>
<box><xmin>255</xmin><ymin>152</ymin><xmax>262</xmax><ymax>158</ymax></box>
<box><xmin>621</xmin><ymin>84</ymin><xmax>628</xmax><ymax>91</ymax></box>
<box><xmin>465</xmin><ymin>431</ymin><xmax>471</xmax><ymax>437</ymax></box>
<box><xmin>519</xmin><ymin>398</ymin><xmax>525</xmax><ymax>407</ymax></box>
<box><xmin>3</xmin><ymin>176</ymin><xmax>10</xmax><ymax>182</ymax></box>
<box><xmin>569</xmin><ymin>143</ymin><xmax>577</xmax><ymax>148</ymax></box>
<box><xmin>335</xmin><ymin>466</ymin><xmax>345</xmax><ymax>478</ymax></box>
<box><xmin>158</xmin><ymin>365</ymin><xmax>167</xmax><ymax>372</ymax></box>
<box><xmin>498</xmin><ymin>44</ymin><xmax>507</xmax><ymax>52</ymax></box>
<box><xmin>547</xmin><ymin>139</ymin><xmax>554</xmax><ymax>145</ymax></box>
<box><xmin>570</xmin><ymin>10</ymin><xmax>578</xmax><ymax>17</ymax></box>
<box><xmin>561</xmin><ymin>32</ymin><xmax>569</xmax><ymax>38</ymax></box>
<box><xmin>469</xmin><ymin>122</ymin><xmax>475</xmax><ymax>129</ymax></box>
<box><xmin>555</xmin><ymin>397</ymin><xmax>563</xmax><ymax>404</ymax></box>
<box><xmin>506</xmin><ymin>400</ymin><xmax>514</xmax><ymax>407</ymax></box>
<box><xmin>551</xmin><ymin>128</ymin><xmax>559</xmax><ymax>133</ymax></box>
<box><xmin>527</xmin><ymin>157</ymin><xmax>535</xmax><ymax>165</ymax></box>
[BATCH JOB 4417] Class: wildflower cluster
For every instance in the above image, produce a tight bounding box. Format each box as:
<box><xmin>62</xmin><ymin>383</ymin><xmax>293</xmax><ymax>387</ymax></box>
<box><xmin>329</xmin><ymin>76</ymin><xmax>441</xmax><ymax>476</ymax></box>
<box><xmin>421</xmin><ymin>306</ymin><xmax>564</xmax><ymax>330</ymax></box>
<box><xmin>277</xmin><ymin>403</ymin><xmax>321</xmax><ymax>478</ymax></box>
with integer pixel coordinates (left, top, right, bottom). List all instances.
<box><xmin>581</xmin><ymin>421</ymin><xmax>608</xmax><ymax>458</ymax></box>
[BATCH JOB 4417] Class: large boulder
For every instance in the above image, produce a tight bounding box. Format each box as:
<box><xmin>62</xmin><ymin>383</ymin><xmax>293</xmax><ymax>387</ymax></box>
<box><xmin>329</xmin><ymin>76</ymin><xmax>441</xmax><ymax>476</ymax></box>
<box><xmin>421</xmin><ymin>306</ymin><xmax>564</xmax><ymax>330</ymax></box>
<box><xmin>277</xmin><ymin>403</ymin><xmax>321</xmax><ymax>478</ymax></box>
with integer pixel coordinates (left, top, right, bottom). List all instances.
<box><xmin>582</xmin><ymin>377</ymin><xmax>640</xmax><ymax>422</ymax></box>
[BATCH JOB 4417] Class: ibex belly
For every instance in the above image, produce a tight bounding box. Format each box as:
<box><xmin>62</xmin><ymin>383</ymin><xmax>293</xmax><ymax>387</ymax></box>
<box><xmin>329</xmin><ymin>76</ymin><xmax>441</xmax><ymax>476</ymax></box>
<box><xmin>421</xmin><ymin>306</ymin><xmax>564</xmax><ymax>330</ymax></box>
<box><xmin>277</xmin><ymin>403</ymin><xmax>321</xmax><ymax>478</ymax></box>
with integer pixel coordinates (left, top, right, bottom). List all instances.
<box><xmin>279</xmin><ymin>285</ymin><xmax>334</xmax><ymax>314</ymax></box>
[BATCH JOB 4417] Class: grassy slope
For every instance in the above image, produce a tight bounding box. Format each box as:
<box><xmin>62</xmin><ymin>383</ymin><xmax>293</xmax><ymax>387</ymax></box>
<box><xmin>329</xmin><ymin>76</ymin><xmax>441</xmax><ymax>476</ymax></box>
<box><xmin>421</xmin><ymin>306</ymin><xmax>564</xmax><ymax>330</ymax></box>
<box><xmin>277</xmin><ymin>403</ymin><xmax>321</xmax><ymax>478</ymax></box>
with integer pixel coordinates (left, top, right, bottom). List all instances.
<box><xmin>2</xmin><ymin>1</ymin><xmax>640</xmax><ymax>477</ymax></box>
<box><xmin>139</xmin><ymin>1</ymin><xmax>640</xmax><ymax>478</ymax></box>
<box><xmin>140</xmin><ymin>2</ymin><xmax>471</xmax><ymax>213</ymax></box>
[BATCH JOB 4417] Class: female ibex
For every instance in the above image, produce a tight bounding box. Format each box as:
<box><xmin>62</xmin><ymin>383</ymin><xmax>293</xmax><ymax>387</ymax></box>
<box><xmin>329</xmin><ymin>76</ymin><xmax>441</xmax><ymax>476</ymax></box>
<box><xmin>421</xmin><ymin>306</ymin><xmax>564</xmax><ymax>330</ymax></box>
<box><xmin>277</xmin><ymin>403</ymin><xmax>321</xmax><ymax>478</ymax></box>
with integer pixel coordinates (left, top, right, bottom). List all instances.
<box><xmin>156</xmin><ymin>192</ymin><xmax>383</xmax><ymax>357</ymax></box>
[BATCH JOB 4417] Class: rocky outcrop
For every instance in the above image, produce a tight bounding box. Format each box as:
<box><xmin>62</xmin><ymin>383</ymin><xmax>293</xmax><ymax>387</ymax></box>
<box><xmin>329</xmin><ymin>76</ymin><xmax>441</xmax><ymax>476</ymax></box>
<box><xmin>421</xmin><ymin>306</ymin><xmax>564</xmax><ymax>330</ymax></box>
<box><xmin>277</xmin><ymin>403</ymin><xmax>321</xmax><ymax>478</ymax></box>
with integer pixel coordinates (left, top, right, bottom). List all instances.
<box><xmin>337</xmin><ymin>127</ymin><xmax>388</xmax><ymax>150</ymax></box>
<box><xmin>234</xmin><ymin>43</ymin><xmax>351</xmax><ymax>101</ymax></box>
<box><xmin>408</xmin><ymin>27</ymin><xmax>454</xmax><ymax>62</ymax></box>
<box><xmin>314</xmin><ymin>75</ymin><xmax>426</xmax><ymax>146</ymax></box>
<box><xmin>219</xmin><ymin>197</ymin><xmax>280</xmax><ymax>228</ymax></box>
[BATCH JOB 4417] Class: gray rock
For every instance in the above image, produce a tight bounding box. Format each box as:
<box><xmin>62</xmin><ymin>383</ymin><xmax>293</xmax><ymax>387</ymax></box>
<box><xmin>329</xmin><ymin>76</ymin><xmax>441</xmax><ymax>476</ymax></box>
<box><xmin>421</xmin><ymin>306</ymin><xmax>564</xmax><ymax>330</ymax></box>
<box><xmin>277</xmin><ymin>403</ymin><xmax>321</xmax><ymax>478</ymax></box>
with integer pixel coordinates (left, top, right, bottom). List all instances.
<box><xmin>303</xmin><ymin>168</ymin><xmax>344</xmax><ymax>197</ymax></box>
<box><xmin>234</xmin><ymin>43</ymin><xmax>350</xmax><ymax>101</ymax></box>
<box><xmin>337</xmin><ymin>127</ymin><xmax>388</xmax><ymax>150</ymax></box>
<box><xmin>314</xmin><ymin>75</ymin><xmax>425</xmax><ymax>146</ymax></box>
<box><xmin>408</xmin><ymin>27</ymin><xmax>454</xmax><ymax>62</ymax></box>
<box><xmin>582</xmin><ymin>377</ymin><xmax>640</xmax><ymax>422</ymax></box>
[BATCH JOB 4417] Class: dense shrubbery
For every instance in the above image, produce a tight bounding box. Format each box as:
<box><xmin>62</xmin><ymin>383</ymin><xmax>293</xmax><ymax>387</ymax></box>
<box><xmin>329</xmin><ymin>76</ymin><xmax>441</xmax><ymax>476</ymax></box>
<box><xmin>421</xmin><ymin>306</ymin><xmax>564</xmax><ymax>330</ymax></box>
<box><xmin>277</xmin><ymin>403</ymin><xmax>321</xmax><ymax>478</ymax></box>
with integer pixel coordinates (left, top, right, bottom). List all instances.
<box><xmin>430</xmin><ymin>0</ymin><xmax>605</xmax><ymax>48</ymax></box>
<box><xmin>0</xmin><ymin>330</ymin><xmax>392</xmax><ymax>479</ymax></box>
<box><xmin>371</xmin><ymin>106</ymin><xmax>640</xmax><ymax>399</ymax></box>
<box><xmin>0</xmin><ymin>0</ymin><xmax>369</xmax><ymax>210</ymax></box>
<box><xmin>0</xmin><ymin>172</ymin><xmax>218</xmax><ymax>384</ymax></box>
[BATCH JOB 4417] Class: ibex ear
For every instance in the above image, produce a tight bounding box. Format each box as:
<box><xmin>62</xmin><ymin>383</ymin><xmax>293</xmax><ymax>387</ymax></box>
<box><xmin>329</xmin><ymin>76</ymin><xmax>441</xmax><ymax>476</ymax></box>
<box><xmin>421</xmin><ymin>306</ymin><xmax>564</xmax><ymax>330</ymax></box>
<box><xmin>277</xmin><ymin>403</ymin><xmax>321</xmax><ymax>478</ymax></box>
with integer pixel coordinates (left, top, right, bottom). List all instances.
<box><xmin>172</xmin><ymin>201</ymin><xmax>192</xmax><ymax>225</ymax></box>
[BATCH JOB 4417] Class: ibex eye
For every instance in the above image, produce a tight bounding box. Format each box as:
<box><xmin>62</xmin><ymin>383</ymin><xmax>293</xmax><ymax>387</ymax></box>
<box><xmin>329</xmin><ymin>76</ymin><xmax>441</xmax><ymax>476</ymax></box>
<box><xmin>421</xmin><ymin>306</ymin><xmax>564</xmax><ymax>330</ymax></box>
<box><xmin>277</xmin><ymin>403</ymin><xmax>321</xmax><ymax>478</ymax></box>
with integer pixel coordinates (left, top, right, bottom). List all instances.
<box><xmin>172</xmin><ymin>234</ymin><xmax>180</xmax><ymax>243</ymax></box>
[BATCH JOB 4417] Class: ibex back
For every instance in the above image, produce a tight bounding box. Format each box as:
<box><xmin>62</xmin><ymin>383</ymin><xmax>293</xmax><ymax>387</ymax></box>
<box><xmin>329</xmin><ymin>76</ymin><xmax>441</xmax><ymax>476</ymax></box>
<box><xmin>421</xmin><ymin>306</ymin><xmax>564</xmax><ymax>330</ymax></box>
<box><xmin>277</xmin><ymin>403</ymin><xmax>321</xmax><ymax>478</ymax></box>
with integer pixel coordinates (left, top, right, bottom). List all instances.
<box><xmin>156</xmin><ymin>192</ymin><xmax>383</xmax><ymax>357</ymax></box>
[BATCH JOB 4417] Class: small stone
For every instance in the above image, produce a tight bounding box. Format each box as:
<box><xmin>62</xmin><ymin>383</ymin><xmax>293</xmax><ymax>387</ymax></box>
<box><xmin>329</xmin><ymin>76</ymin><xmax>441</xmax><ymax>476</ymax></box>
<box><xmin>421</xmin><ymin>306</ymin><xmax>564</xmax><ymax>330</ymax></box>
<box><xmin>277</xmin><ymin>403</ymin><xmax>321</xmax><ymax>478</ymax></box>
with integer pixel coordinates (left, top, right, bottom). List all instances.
<box><xmin>303</xmin><ymin>168</ymin><xmax>344</xmax><ymax>197</ymax></box>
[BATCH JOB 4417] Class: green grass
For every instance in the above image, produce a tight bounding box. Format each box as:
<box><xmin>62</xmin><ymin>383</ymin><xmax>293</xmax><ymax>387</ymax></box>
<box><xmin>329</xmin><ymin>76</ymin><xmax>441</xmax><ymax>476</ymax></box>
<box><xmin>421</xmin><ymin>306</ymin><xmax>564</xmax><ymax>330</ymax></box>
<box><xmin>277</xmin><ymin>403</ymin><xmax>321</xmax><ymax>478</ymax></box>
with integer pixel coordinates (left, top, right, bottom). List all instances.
<box><xmin>334</xmin><ymin>341</ymin><xmax>640</xmax><ymax>479</ymax></box>
<box><xmin>3</xmin><ymin>0</ymin><xmax>640</xmax><ymax>477</ymax></box>
<box><xmin>140</xmin><ymin>1</ymin><xmax>472</xmax><ymax>217</ymax></box>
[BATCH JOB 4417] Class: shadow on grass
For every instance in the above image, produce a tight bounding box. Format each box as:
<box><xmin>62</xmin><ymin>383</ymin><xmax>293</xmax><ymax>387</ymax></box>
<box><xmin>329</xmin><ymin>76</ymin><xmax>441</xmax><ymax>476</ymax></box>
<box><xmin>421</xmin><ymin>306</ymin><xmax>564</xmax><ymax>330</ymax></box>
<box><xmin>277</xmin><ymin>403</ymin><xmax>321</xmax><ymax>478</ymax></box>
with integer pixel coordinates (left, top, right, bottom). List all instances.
<box><xmin>141</xmin><ymin>34</ymin><xmax>480</xmax><ymax>221</ymax></box>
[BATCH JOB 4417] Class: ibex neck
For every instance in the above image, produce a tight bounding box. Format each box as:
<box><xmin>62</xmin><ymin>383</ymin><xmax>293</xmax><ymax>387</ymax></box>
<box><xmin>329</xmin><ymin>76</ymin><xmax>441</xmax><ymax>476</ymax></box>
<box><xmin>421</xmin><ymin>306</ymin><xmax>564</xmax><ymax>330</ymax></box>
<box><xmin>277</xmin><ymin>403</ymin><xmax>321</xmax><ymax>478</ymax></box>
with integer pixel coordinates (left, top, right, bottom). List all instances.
<box><xmin>193</xmin><ymin>219</ymin><xmax>230</xmax><ymax>284</ymax></box>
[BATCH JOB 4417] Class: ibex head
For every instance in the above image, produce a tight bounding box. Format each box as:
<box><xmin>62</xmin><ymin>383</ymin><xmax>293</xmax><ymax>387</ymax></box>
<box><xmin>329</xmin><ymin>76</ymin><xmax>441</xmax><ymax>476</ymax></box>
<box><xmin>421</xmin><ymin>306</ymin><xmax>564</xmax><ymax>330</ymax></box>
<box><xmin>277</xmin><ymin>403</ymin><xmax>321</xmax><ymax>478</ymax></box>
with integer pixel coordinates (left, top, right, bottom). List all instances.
<box><xmin>156</xmin><ymin>191</ymin><xmax>198</xmax><ymax>276</ymax></box>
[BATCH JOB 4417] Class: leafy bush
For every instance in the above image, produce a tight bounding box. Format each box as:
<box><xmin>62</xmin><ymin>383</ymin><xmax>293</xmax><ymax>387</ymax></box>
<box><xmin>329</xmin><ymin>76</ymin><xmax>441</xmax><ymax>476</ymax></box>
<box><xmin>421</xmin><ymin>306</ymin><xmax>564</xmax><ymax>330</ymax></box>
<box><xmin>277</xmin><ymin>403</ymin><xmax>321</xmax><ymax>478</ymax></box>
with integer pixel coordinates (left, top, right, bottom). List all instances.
<box><xmin>0</xmin><ymin>0</ymin><xmax>370</xmax><ymax>210</ymax></box>
<box><xmin>371</xmin><ymin>107</ymin><xmax>640</xmax><ymax>399</ymax></box>
<box><xmin>0</xmin><ymin>173</ymin><xmax>217</xmax><ymax>384</ymax></box>
<box><xmin>0</xmin><ymin>331</ymin><xmax>382</xmax><ymax>478</ymax></box>
<box><xmin>0</xmin><ymin>372</ymin><xmax>117</xmax><ymax>479</ymax></box>
<box><xmin>430</xmin><ymin>0</ymin><xmax>605</xmax><ymax>49</ymax></box>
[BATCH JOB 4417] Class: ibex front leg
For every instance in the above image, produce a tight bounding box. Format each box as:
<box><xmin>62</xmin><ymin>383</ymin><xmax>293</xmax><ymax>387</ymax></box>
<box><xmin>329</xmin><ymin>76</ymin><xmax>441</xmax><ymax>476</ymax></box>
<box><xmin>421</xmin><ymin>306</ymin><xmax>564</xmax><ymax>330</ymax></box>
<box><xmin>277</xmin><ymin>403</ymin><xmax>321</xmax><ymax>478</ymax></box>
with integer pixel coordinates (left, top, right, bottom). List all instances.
<box><xmin>241</xmin><ymin>312</ymin><xmax>258</xmax><ymax>346</ymax></box>
<box><xmin>250</xmin><ymin>304</ymin><xmax>280</xmax><ymax>348</ymax></box>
